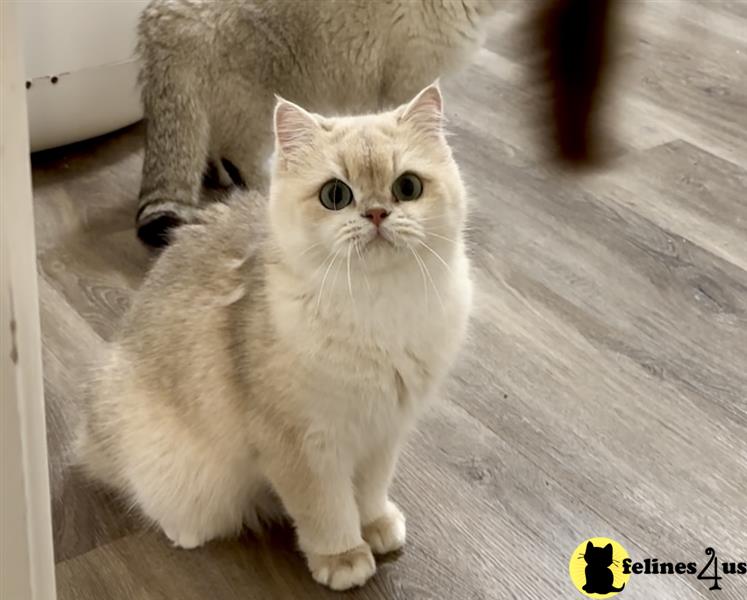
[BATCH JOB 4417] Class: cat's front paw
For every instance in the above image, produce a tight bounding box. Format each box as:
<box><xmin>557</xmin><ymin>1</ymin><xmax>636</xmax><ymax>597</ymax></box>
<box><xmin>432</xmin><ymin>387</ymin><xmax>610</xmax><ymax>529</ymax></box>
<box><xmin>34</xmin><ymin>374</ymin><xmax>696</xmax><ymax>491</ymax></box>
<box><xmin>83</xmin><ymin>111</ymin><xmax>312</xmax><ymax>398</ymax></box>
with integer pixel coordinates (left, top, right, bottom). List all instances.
<box><xmin>362</xmin><ymin>501</ymin><xmax>406</xmax><ymax>555</ymax></box>
<box><xmin>162</xmin><ymin>526</ymin><xmax>206</xmax><ymax>550</ymax></box>
<box><xmin>307</xmin><ymin>543</ymin><xmax>376</xmax><ymax>591</ymax></box>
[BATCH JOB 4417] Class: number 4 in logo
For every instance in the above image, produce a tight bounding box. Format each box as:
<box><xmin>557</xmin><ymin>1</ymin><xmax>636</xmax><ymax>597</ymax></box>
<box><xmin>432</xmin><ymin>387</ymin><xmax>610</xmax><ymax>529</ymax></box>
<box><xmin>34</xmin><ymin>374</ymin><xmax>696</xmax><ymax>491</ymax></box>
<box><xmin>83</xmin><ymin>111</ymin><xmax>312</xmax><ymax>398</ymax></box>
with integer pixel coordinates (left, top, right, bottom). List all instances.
<box><xmin>697</xmin><ymin>548</ymin><xmax>723</xmax><ymax>591</ymax></box>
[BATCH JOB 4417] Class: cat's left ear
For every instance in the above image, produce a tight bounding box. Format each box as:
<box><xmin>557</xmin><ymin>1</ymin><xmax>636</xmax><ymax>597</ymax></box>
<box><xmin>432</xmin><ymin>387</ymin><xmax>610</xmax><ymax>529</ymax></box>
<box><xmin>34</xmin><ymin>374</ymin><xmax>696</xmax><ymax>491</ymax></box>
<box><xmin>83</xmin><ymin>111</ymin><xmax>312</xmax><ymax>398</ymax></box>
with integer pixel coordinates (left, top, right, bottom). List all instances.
<box><xmin>399</xmin><ymin>82</ymin><xmax>444</xmax><ymax>135</ymax></box>
<box><xmin>274</xmin><ymin>97</ymin><xmax>320</xmax><ymax>157</ymax></box>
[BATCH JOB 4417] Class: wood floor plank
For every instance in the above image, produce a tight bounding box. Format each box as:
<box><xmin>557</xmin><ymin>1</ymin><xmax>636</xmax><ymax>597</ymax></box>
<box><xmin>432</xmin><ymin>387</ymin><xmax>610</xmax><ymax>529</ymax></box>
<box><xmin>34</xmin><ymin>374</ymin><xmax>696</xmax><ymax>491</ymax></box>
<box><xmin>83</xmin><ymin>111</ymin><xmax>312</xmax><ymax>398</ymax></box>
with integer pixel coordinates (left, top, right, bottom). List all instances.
<box><xmin>38</xmin><ymin>228</ymin><xmax>151</xmax><ymax>341</ymax></box>
<box><xmin>449</xmin><ymin>125</ymin><xmax>747</xmax><ymax>422</ymax></box>
<box><xmin>620</xmin><ymin>1</ymin><xmax>747</xmax><ymax>168</ymax></box>
<box><xmin>38</xmin><ymin>276</ymin><xmax>141</xmax><ymax>563</ymax></box>
<box><xmin>584</xmin><ymin>140</ymin><xmax>747</xmax><ymax>271</ymax></box>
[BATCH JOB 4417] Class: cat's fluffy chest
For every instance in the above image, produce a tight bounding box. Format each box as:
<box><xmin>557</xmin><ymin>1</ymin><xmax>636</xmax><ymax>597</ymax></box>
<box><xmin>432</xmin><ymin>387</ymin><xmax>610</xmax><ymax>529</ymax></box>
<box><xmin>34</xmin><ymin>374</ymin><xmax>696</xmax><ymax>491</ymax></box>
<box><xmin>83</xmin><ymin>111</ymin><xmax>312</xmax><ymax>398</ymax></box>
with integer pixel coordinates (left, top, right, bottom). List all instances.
<box><xmin>265</xmin><ymin>258</ymin><xmax>470</xmax><ymax>426</ymax></box>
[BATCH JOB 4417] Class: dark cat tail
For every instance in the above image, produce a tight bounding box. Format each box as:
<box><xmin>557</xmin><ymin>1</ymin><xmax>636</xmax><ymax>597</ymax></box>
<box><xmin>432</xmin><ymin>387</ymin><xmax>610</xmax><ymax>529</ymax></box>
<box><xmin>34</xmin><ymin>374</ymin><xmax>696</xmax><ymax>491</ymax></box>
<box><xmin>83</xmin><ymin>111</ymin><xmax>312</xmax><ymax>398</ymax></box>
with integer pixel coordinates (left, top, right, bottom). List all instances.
<box><xmin>531</xmin><ymin>0</ymin><xmax>618</xmax><ymax>167</ymax></box>
<box><xmin>610</xmin><ymin>583</ymin><xmax>626</xmax><ymax>592</ymax></box>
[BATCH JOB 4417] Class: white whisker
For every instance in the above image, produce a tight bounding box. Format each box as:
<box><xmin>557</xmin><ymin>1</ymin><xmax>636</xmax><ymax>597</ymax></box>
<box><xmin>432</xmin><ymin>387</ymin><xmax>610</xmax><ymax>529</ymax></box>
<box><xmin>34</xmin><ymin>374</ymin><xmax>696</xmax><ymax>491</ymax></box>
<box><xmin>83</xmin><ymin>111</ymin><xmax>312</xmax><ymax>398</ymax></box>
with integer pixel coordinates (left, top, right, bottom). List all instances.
<box><xmin>418</xmin><ymin>240</ymin><xmax>453</xmax><ymax>275</ymax></box>
<box><xmin>329</xmin><ymin>245</ymin><xmax>345</xmax><ymax>292</ymax></box>
<box><xmin>408</xmin><ymin>245</ymin><xmax>429</xmax><ymax>311</ymax></box>
<box><xmin>345</xmin><ymin>243</ymin><xmax>355</xmax><ymax>308</ymax></box>
<box><xmin>392</xmin><ymin>226</ymin><xmax>425</xmax><ymax>240</ymax></box>
<box><xmin>298</xmin><ymin>241</ymin><xmax>322</xmax><ymax>257</ymax></box>
<box><xmin>417</xmin><ymin>217</ymin><xmax>445</xmax><ymax>223</ymax></box>
<box><xmin>410</xmin><ymin>244</ymin><xmax>445</xmax><ymax>314</ymax></box>
<box><xmin>428</xmin><ymin>232</ymin><xmax>459</xmax><ymax>244</ymax></box>
<box><xmin>310</xmin><ymin>248</ymin><xmax>335</xmax><ymax>282</ymax></box>
<box><xmin>354</xmin><ymin>241</ymin><xmax>372</xmax><ymax>296</ymax></box>
<box><xmin>315</xmin><ymin>249</ymin><xmax>340</xmax><ymax>313</ymax></box>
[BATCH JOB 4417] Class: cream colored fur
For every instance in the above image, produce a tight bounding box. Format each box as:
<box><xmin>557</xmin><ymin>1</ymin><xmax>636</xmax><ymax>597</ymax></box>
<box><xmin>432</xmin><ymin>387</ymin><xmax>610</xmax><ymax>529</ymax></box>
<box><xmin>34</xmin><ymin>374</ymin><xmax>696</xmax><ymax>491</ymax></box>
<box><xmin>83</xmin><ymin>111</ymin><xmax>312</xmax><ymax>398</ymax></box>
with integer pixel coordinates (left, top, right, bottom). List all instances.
<box><xmin>78</xmin><ymin>84</ymin><xmax>472</xmax><ymax>590</ymax></box>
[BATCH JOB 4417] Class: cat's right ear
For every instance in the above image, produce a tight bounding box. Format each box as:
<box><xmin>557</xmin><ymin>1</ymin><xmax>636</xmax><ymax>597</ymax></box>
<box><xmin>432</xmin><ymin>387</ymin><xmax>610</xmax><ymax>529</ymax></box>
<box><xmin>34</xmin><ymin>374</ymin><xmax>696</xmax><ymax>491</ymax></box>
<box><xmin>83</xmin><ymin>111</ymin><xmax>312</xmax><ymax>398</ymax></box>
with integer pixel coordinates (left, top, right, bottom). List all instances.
<box><xmin>586</xmin><ymin>541</ymin><xmax>594</xmax><ymax>554</ymax></box>
<box><xmin>398</xmin><ymin>82</ymin><xmax>444</xmax><ymax>136</ymax></box>
<box><xmin>273</xmin><ymin>97</ymin><xmax>319</xmax><ymax>158</ymax></box>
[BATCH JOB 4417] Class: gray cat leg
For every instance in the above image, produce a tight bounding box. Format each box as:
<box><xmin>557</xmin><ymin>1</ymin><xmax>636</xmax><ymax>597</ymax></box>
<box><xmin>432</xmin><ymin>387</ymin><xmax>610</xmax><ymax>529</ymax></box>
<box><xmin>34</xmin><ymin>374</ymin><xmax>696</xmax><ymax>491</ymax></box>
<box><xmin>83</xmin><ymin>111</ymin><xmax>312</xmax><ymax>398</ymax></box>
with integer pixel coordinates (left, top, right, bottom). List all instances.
<box><xmin>136</xmin><ymin>70</ymin><xmax>210</xmax><ymax>247</ymax></box>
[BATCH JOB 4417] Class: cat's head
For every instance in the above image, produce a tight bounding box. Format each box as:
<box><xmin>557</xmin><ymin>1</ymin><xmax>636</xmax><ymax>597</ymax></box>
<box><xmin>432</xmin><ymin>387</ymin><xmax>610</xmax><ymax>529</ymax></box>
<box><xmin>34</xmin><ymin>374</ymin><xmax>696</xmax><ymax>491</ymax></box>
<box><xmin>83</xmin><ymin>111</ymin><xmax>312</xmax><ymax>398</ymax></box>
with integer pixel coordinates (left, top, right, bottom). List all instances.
<box><xmin>268</xmin><ymin>83</ymin><xmax>466</xmax><ymax>278</ymax></box>
<box><xmin>584</xmin><ymin>542</ymin><xmax>614</xmax><ymax>567</ymax></box>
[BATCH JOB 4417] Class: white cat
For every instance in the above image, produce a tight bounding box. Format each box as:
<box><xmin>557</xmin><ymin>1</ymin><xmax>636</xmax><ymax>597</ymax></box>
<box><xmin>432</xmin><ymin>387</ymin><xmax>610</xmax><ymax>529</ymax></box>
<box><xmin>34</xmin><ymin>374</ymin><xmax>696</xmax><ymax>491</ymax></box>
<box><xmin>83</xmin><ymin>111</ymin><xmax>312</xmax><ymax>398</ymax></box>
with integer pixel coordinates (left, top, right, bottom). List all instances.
<box><xmin>78</xmin><ymin>83</ymin><xmax>473</xmax><ymax>591</ymax></box>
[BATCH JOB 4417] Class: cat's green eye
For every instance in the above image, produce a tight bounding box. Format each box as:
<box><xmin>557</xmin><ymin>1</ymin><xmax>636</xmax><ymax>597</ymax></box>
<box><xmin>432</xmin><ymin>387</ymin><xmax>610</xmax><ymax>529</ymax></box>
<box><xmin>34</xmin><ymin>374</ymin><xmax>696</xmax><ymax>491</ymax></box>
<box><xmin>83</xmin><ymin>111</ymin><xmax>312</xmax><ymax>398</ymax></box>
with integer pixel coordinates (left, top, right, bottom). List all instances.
<box><xmin>319</xmin><ymin>179</ymin><xmax>354</xmax><ymax>211</ymax></box>
<box><xmin>392</xmin><ymin>172</ymin><xmax>423</xmax><ymax>202</ymax></box>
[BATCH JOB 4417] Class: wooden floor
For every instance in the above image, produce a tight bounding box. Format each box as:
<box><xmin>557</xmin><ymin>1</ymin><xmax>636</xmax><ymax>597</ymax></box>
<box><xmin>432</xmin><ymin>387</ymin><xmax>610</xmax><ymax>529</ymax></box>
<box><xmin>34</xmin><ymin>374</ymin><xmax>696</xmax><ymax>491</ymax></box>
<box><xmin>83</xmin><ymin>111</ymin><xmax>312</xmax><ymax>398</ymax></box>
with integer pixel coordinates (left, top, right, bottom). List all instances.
<box><xmin>33</xmin><ymin>2</ymin><xmax>746</xmax><ymax>599</ymax></box>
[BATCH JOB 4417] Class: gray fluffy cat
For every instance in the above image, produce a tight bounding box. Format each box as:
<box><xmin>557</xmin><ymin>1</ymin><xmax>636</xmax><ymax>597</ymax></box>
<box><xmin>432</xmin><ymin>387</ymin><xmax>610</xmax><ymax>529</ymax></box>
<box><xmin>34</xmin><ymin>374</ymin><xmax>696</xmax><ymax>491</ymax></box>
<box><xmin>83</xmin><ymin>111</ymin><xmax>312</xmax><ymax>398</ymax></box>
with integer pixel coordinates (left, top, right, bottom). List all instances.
<box><xmin>135</xmin><ymin>0</ymin><xmax>500</xmax><ymax>246</ymax></box>
<box><xmin>79</xmin><ymin>84</ymin><xmax>472</xmax><ymax>590</ymax></box>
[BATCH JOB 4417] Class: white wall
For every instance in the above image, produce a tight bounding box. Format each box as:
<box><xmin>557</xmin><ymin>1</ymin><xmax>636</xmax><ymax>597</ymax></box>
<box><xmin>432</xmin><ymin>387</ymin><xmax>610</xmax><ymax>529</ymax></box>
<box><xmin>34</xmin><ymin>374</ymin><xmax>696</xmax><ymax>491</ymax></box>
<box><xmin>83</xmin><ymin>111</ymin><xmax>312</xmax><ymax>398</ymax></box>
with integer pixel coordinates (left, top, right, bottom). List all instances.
<box><xmin>1</xmin><ymin>2</ymin><xmax>58</xmax><ymax>599</ymax></box>
<box><xmin>19</xmin><ymin>0</ymin><xmax>147</xmax><ymax>151</ymax></box>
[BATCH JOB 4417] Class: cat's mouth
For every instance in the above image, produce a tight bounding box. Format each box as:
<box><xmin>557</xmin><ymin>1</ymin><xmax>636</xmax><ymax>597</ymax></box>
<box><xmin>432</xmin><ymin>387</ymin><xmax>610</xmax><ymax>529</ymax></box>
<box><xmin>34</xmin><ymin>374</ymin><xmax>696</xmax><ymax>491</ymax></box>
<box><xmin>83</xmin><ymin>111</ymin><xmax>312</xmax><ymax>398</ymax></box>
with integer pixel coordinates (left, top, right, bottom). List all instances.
<box><xmin>372</xmin><ymin>233</ymin><xmax>394</xmax><ymax>246</ymax></box>
<box><xmin>362</xmin><ymin>229</ymin><xmax>395</xmax><ymax>249</ymax></box>
<box><xmin>352</xmin><ymin>227</ymin><xmax>417</xmax><ymax>258</ymax></box>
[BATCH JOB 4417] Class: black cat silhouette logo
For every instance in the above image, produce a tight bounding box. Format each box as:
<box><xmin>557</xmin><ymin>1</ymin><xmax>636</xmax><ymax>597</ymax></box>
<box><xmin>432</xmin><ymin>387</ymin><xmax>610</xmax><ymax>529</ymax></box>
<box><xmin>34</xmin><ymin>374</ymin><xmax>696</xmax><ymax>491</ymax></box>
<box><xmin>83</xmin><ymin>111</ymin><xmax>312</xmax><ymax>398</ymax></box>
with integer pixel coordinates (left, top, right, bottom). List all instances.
<box><xmin>569</xmin><ymin>537</ymin><xmax>632</xmax><ymax>598</ymax></box>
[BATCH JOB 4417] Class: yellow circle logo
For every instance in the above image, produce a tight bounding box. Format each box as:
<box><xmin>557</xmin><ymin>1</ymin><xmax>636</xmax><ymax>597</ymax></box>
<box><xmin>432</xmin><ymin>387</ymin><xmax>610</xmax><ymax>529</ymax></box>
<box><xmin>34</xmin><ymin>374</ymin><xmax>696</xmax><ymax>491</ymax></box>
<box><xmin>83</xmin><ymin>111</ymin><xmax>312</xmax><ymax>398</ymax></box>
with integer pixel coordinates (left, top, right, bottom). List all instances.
<box><xmin>569</xmin><ymin>537</ymin><xmax>631</xmax><ymax>598</ymax></box>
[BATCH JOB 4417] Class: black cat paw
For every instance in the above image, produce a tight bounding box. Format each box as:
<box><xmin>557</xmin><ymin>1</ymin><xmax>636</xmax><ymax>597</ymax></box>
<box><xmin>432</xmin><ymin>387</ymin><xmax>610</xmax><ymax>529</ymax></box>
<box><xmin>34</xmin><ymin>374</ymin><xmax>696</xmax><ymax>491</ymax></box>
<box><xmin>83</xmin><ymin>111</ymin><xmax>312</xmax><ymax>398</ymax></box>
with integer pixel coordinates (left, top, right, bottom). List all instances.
<box><xmin>136</xmin><ymin>211</ymin><xmax>185</xmax><ymax>248</ymax></box>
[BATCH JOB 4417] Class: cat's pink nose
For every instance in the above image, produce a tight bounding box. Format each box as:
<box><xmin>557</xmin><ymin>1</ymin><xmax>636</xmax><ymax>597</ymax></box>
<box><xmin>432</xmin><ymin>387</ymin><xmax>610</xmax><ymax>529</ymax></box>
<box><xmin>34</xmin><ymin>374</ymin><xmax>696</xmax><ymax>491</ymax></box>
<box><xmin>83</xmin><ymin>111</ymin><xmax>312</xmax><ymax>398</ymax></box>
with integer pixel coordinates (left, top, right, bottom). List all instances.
<box><xmin>363</xmin><ymin>208</ymin><xmax>390</xmax><ymax>227</ymax></box>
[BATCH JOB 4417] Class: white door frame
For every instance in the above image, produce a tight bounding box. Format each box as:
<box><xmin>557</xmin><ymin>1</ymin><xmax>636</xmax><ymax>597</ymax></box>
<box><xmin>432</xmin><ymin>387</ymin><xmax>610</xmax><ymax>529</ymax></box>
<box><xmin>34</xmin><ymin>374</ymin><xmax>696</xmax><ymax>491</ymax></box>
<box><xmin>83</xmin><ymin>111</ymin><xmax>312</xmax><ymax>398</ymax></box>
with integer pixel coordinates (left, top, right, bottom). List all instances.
<box><xmin>1</xmin><ymin>2</ymin><xmax>58</xmax><ymax>599</ymax></box>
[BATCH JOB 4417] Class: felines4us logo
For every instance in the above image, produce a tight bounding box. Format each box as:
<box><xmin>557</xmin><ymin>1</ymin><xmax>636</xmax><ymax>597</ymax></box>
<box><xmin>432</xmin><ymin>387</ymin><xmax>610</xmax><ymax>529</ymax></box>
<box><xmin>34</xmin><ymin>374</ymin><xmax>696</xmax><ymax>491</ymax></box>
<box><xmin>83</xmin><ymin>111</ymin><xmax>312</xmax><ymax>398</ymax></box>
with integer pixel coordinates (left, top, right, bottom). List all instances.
<box><xmin>568</xmin><ymin>537</ymin><xmax>746</xmax><ymax>597</ymax></box>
